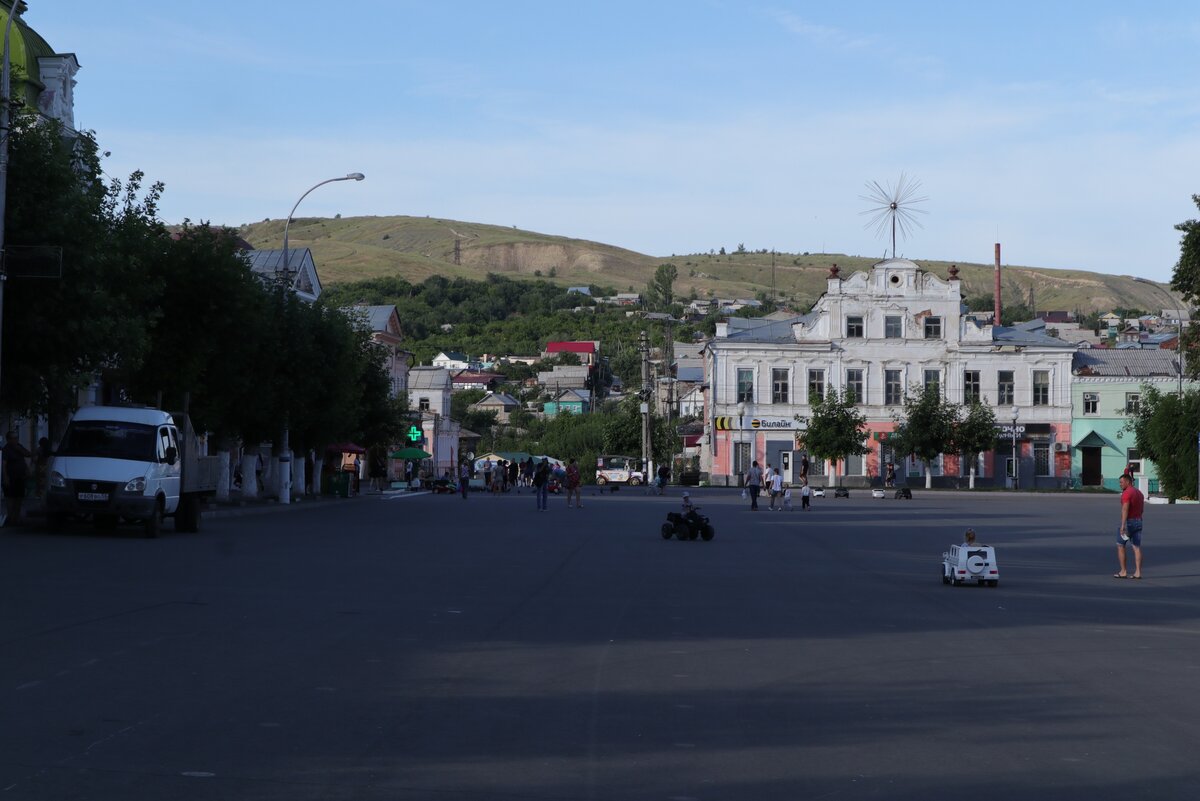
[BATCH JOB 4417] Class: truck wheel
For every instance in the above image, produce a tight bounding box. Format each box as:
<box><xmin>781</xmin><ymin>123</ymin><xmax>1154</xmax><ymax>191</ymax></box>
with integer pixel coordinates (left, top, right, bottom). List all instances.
<box><xmin>144</xmin><ymin>499</ymin><xmax>163</xmax><ymax>539</ymax></box>
<box><xmin>176</xmin><ymin>497</ymin><xmax>202</xmax><ymax>533</ymax></box>
<box><xmin>595</xmin><ymin>475</ymin><xmax>607</xmax><ymax>485</ymax></box>
<box><xmin>629</xmin><ymin>476</ymin><xmax>642</xmax><ymax>486</ymax></box>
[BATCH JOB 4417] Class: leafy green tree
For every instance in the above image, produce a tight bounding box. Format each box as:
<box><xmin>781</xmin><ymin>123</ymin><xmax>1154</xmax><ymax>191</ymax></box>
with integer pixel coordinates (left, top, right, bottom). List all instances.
<box><xmin>892</xmin><ymin>384</ymin><xmax>960</xmax><ymax>488</ymax></box>
<box><xmin>802</xmin><ymin>388</ymin><xmax>869</xmax><ymax>484</ymax></box>
<box><xmin>645</xmin><ymin>262</ymin><xmax>678</xmax><ymax>311</ymax></box>
<box><xmin>1126</xmin><ymin>385</ymin><xmax>1200</xmax><ymax>500</ymax></box>
<box><xmin>953</xmin><ymin>400</ymin><xmax>999</xmax><ymax>489</ymax></box>
<box><xmin>1171</xmin><ymin>195</ymin><xmax>1200</xmax><ymax>378</ymax></box>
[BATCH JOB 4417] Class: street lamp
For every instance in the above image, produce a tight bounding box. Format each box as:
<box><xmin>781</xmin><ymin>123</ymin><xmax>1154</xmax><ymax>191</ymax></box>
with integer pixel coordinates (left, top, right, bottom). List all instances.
<box><xmin>1010</xmin><ymin>405</ymin><xmax>1020</xmax><ymax>491</ymax></box>
<box><xmin>737</xmin><ymin>401</ymin><xmax>746</xmax><ymax>487</ymax></box>
<box><xmin>278</xmin><ymin>172</ymin><xmax>365</xmax><ymax>505</ymax></box>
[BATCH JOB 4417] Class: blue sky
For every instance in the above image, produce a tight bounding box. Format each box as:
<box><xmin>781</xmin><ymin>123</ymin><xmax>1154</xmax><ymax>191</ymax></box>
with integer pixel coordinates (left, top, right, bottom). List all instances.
<box><xmin>32</xmin><ymin>1</ymin><xmax>1200</xmax><ymax>283</ymax></box>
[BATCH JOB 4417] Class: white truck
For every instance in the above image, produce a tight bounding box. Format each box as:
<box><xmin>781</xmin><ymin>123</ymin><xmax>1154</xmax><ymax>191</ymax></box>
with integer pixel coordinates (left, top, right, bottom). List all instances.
<box><xmin>46</xmin><ymin>406</ymin><xmax>220</xmax><ymax>537</ymax></box>
<box><xmin>941</xmin><ymin>543</ymin><xmax>1000</xmax><ymax>587</ymax></box>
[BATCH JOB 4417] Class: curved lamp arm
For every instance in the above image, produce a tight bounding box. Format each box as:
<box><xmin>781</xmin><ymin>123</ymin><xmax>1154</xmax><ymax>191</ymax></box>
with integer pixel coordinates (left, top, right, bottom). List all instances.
<box><xmin>281</xmin><ymin>172</ymin><xmax>365</xmax><ymax>278</ymax></box>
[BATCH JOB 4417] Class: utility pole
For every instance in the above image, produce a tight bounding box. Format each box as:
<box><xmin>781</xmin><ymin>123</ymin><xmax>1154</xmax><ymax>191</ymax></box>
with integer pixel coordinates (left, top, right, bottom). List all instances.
<box><xmin>0</xmin><ymin>2</ymin><xmax>20</xmax><ymax>407</ymax></box>
<box><xmin>639</xmin><ymin>330</ymin><xmax>651</xmax><ymax>477</ymax></box>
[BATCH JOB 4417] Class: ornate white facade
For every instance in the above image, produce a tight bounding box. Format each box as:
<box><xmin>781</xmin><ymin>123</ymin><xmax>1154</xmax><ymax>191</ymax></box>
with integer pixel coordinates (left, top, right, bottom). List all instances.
<box><xmin>702</xmin><ymin>259</ymin><xmax>1076</xmax><ymax>488</ymax></box>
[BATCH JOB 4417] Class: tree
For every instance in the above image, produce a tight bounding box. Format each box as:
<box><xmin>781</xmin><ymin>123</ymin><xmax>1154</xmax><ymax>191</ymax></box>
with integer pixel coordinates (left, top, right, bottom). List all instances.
<box><xmin>892</xmin><ymin>384</ymin><xmax>960</xmax><ymax>488</ymax></box>
<box><xmin>645</xmin><ymin>262</ymin><xmax>678</xmax><ymax>312</ymax></box>
<box><xmin>801</xmin><ymin>388</ymin><xmax>869</xmax><ymax>485</ymax></box>
<box><xmin>1126</xmin><ymin>385</ymin><xmax>1200</xmax><ymax>501</ymax></box>
<box><xmin>1171</xmin><ymin>195</ymin><xmax>1200</xmax><ymax>379</ymax></box>
<box><xmin>953</xmin><ymin>400</ymin><xmax>999</xmax><ymax>489</ymax></box>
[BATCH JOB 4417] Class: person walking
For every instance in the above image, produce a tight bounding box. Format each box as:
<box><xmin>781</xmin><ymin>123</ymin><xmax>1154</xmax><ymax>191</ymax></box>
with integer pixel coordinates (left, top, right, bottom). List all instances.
<box><xmin>533</xmin><ymin>458</ymin><xmax>551</xmax><ymax>511</ymax></box>
<box><xmin>746</xmin><ymin>460</ymin><xmax>763</xmax><ymax>511</ymax></box>
<box><xmin>565</xmin><ymin>458</ymin><xmax>582</xmax><ymax>508</ymax></box>
<box><xmin>656</xmin><ymin>463</ymin><xmax>670</xmax><ymax>495</ymax></box>
<box><xmin>800</xmin><ymin>478</ymin><xmax>811</xmax><ymax>511</ymax></box>
<box><xmin>1114</xmin><ymin>473</ymin><xmax>1145</xmax><ymax>579</ymax></box>
<box><xmin>769</xmin><ymin>466</ymin><xmax>784</xmax><ymax>510</ymax></box>
<box><xmin>2</xmin><ymin>431</ymin><xmax>31</xmax><ymax>526</ymax></box>
<box><xmin>459</xmin><ymin>461</ymin><xmax>470</xmax><ymax>499</ymax></box>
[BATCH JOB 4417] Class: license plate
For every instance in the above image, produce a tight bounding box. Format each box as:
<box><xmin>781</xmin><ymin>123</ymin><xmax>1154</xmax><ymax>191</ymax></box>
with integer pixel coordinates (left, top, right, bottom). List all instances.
<box><xmin>77</xmin><ymin>492</ymin><xmax>108</xmax><ymax>502</ymax></box>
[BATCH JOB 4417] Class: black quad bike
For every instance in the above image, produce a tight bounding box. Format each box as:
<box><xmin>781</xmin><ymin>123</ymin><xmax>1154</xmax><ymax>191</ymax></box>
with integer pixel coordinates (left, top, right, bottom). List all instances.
<box><xmin>661</xmin><ymin>508</ymin><xmax>715</xmax><ymax>541</ymax></box>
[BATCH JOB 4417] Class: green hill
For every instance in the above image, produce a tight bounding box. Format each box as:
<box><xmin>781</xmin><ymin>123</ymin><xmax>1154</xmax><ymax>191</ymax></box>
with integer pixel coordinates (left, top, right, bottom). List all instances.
<box><xmin>237</xmin><ymin>215</ymin><xmax>1183</xmax><ymax>314</ymax></box>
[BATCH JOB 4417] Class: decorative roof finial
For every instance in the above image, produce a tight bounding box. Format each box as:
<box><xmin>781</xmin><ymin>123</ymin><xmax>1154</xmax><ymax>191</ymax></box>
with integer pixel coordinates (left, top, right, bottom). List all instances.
<box><xmin>948</xmin><ymin>264</ymin><xmax>959</xmax><ymax>281</ymax></box>
<box><xmin>829</xmin><ymin>263</ymin><xmax>840</xmax><ymax>279</ymax></box>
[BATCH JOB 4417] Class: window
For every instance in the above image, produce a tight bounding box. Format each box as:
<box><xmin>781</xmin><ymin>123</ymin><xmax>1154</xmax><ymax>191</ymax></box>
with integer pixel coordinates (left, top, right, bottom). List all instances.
<box><xmin>1125</xmin><ymin>392</ymin><xmax>1141</xmax><ymax>415</ymax></box>
<box><xmin>1032</xmin><ymin>370</ymin><xmax>1050</xmax><ymax>406</ymax></box>
<box><xmin>924</xmin><ymin>316</ymin><xmax>942</xmax><ymax>339</ymax></box>
<box><xmin>963</xmin><ymin>370</ymin><xmax>981</xmax><ymax>404</ymax></box>
<box><xmin>1034</xmin><ymin>443</ymin><xmax>1051</xmax><ymax>476</ymax></box>
<box><xmin>1083</xmin><ymin>392</ymin><xmax>1099</xmax><ymax>415</ymax></box>
<box><xmin>924</xmin><ymin>369</ymin><xmax>941</xmax><ymax>394</ymax></box>
<box><xmin>846</xmin><ymin>369</ymin><xmax>864</xmax><ymax>404</ymax></box>
<box><xmin>885</xmin><ymin>369</ymin><xmax>903</xmax><ymax>405</ymax></box>
<box><xmin>1127</xmin><ymin>448</ymin><xmax>1142</xmax><ymax>474</ymax></box>
<box><xmin>885</xmin><ymin>316</ymin><xmax>902</xmax><ymax>338</ymax></box>
<box><xmin>998</xmin><ymin>371</ymin><xmax>1014</xmax><ymax>406</ymax></box>
<box><xmin>771</xmin><ymin>368</ymin><xmax>789</xmax><ymax>404</ymax></box>
<box><xmin>846</xmin><ymin>315</ymin><xmax>865</xmax><ymax>338</ymax></box>
<box><xmin>808</xmin><ymin>369</ymin><xmax>825</xmax><ymax>403</ymax></box>
<box><xmin>736</xmin><ymin>368</ymin><xmax>754</xmax><ymax>403</ymax></box>
<box><xmin>418</xmin><ymin>397</ymin><xmax>431</xmax><ymax>412</ymax></box>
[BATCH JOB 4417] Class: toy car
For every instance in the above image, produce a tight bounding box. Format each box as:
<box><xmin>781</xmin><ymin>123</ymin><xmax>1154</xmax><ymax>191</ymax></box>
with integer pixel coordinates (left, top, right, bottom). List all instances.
<box><xmin>833</xmin><ymin>486</ymin><xmax>850</xmax><ymax>498</ymax></box>
<box><xmin>811</xmin><ymin>486</ymin><xmax>825</xmax><ymax>498</ymax></box>
<box><xmin>871</xmin><ymin>488</ymin><xmax>885</xmax><ymax>499</ymax></box>
<box><xmin>661</xmin><ymin>509</ymin><xmax>715</xmax><ymax>541</ymax></box>
<box><xmin>895</xmin><ymin>487</ymin><xmax>912</xmax><ymax>499</ymax></box>
<box><xmin>942</xmin><ymin>544</ymin><xmax>999</xmax><ymax>587</ymax></box>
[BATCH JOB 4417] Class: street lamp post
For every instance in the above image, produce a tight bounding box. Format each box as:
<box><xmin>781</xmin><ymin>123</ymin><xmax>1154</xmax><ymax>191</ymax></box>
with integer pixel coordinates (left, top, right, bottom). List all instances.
<box><xmin>278</xmin><ymin>172</ymin><xmax>365</xmax><ymax>505</ymax></box>
<box><xmin>1011</xmin><ymin>405</ymin><xmax>1020</xmax><ymax>491</ymax></box>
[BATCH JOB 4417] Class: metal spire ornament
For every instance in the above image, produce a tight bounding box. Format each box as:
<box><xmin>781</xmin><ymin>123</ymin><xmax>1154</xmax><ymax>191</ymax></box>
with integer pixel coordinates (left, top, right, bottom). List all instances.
<box><xmin>860</xmin><ymin>173</ymin><xmax>929</xmax><ymax>259</ymax></box>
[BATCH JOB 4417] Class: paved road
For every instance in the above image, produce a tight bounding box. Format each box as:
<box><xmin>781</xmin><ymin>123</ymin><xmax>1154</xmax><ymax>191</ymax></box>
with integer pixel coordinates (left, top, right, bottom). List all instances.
<box><xmin>1</xmin><ymin>488</ymin><xmax>1198</xmax><ymax>800</ymax></box>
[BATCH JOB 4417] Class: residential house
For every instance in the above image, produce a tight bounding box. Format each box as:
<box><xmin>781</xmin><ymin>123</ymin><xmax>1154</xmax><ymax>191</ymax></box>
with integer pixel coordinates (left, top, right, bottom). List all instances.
<box><xmin>544</xmin><ymin>341</ymin><xmax>599</xmax><ymax>366</ymax></box>
<box><xmin>469</xmin><ymin>391</ymin><xmax>521</xmax><ymax>423</ymax></box>
<box><xmin>702</xmin><ymin>260</ymin><xmax>1076</xmax><ymax>488</ymax></box>
<box><xmin>544</xmin><ymin>389</ymin><xmax>591</xmax><ymax>417</ymax></box>
<box><xmin>1071</xmin><ymin>349</ymin><xmax>1191</xmax><ymax>491</ymax></box>
<box><xmin>242</xmin><ymin>249</ymin><xmax>323</xmax><ymax>303</ymax></box>
<box><xmin>347</xmin><ymin>305</ymin><xmax>411</xmax><ymax>398</ymax></box>
<box><xmin>408</xmin><ymin>367</ymin><xmax>452</xmax><ymax>418</ymax></box>
<box><xmin>537</xmin><ymin>365</ymin><xmax>590</xmax><ymax>393</ymax></box>
<box><xmin>433</xmin><ymin>351</ymin><xmax>471</xmax><ymax>370</ymax></box>
<box><xmin>451</xmin><ymin>371</ymin><xmax>504</xmax><ymax>392</ymax></box>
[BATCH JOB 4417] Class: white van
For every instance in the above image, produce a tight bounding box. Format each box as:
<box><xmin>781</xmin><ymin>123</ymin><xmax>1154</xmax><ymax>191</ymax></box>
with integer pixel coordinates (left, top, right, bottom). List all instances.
<box><xmin>46</xmin><ymin>406</ymin><xmax>216</xmax><ymax>536</ymax></box>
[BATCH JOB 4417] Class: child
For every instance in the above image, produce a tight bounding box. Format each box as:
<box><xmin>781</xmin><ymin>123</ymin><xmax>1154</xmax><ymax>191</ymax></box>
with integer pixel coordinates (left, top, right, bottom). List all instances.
<box><xmin>963</xmin><ymin>528</ymin><xmax>977</xmax><ymax>545</ymax></box>
<box><xmin>800</xmin><ymin>481</ymin><xmax>811</xmax><ymax>510</ymax></box>
<box><xmin>782</xmin><ymin>487</ymin><xmax>793</xmax><ymax>511</ymax></box>
<box><xmin>681</xmin><ymin>491</ymin><xmax>696</xmax><ymax>514</ymax></box>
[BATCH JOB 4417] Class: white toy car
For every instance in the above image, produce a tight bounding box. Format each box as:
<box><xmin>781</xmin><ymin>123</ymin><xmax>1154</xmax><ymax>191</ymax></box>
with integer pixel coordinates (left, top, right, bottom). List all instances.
<box><xmin>942</xmin><ymin>544</ymin><xmax>999</xmax><ymax>587</ymax></box>
<box><xmin>871</xmin><ymin>488</ymin><xmax>885</xmax><ymax>499</ymax></box>
<box><xmin>811</xmin><ymin>486</ymin><xmax>825</xmax><ymax>498</ymax></box>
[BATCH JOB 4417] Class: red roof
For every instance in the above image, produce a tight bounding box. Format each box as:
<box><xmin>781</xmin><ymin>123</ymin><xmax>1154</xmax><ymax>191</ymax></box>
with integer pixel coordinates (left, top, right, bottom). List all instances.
<box><xmin>546</xmin><ymin>341</ymin><xmax>597</xmax><ymax>354</ymax></box>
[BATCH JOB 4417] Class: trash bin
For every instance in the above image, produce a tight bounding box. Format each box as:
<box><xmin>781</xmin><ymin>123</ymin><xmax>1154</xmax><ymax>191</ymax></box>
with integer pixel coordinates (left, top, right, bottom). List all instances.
<box><xmin>329</xmin><ymin>471</ymin><xmax>350</xmax><ymax>498</ymax></box>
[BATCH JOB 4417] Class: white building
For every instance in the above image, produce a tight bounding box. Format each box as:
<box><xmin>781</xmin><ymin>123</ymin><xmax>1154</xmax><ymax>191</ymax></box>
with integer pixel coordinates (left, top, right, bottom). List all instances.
<box><xmin>702</xmin><ymin>259</ymin><xmax>1076</xmax><ymax>488</ymax></box>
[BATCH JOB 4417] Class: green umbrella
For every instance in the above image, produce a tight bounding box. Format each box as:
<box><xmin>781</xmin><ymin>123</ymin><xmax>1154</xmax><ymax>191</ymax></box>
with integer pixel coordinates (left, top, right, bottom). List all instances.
<box><xmin>390</xmin><ymin>447</ymin><xmax>432</xmax><ymax>459</ymax></box>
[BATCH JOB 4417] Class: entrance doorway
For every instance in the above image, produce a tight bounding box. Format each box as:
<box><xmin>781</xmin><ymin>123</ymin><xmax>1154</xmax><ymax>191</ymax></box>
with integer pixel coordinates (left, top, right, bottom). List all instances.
<box><xmin>1081</xmin><ymin>447</ymin><xmax>1102</xmax><ymax>486</ymax></box>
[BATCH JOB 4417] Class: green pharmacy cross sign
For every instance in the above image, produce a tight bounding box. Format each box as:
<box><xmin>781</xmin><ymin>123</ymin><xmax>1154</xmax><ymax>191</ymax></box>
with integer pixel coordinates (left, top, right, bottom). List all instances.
<box><xmin>407</xmin><ymin>425</ymin><xmax>423</xmax><ymax>443</ymax></box>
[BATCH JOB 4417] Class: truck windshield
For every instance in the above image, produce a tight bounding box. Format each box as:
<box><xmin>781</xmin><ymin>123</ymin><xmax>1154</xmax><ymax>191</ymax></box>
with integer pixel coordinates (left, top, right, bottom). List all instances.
<box><xmin>58</xmin><ymin>421</ymin><xmax>158</xmax><ymax>462</ymax></box>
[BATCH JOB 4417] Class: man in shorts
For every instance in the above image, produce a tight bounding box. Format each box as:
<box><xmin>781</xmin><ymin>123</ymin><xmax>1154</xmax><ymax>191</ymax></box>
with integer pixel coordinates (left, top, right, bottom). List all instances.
<box><xmin>1114</xmin><ymin>473</ymin><xmax>1144</xmax><ymax>579</ymax></box>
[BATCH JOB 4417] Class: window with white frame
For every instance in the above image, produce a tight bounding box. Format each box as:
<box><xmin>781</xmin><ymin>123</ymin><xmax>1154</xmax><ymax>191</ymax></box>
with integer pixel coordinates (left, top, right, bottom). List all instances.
<box><xmin>885</xmin><ymin>369</ymin><xmax>903</xmax><ymax>405</ymax></box>
<box><xmin>1125</xmin><ymin>392</ymin><xmax>1140</xmax><ymax>415</ymax></box>
<box><xmin>736</xmin><ymin>368</ymin><xmax>754</xmax><ymax>403</ymax></box>
<box><xmin>1083</xmin><ymin>392</ymin><xmax>1099</xmax><ymax>415</ymax></box>
<box><xmin>1127</xmin><ymin>448</ymin><xmax>1142</xmax><ymax>473</ymax></box>
<box><xmin>771</xmin><ymin>368</ymin><xmax>789</xmax><ymax>404</ymax></box>
<box><xmin>846</xmin><ymin>369</ymin><xmax>864</xmax><ymax>404</ymax></box>
<box><xmin>846</xmin><ymin>315</ymin><xmax>865</xmax><ymax>338</ymax></box>
<box><xmin>924</xmin><ymin>369</ymin><xmax>940</xmax><ymax>395</ymax></box>
<box><xmin>885</xmin><ymin>316</ymin><xmax>902</xmax><ymax>338</ymax></box>
<box><xmin>924</xmin><ymin>316</ymin><xmax>942</xmax><ymax>339</ymax></box>
<box><xmin>1032</xmin><ymin>370</ymin><xmax>1050</xmax><ymax>406</ymax></box>
<box><xmin>418</xmin><ymin>397</ymin><xmax>431</xmax><ymax>412</ymax></box>
<box><xmin>808</xmin><ymin>369</ymin><xmax>825</xmax><ymax>403</ymax></box>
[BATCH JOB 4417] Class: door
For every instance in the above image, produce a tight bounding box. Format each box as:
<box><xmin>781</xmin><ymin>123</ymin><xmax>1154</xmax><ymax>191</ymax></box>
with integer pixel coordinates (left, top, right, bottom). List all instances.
<box><xmin>1081</xmin><ymin>447</ymin><xmax>1102</xmax><ymax>486</ymax></box>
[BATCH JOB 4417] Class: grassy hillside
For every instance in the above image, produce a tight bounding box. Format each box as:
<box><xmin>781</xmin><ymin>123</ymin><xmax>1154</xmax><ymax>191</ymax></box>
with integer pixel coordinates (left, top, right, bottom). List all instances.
<box><xmin>237</xmin><ymin>215</ymin><xmax>1183</xmax><ymax>314</ymax></box>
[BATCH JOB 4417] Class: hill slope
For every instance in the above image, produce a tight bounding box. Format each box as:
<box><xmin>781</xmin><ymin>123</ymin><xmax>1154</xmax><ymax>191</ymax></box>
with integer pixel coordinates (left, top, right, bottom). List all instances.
<box><xmin>237</xmin><ymin>215</ymin><xmax>1183</xmax><ymax>314</ymax></box>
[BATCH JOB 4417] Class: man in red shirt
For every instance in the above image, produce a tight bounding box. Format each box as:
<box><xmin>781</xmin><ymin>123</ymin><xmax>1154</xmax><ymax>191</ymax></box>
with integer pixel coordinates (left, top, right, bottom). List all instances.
<box><xmin>1114</xmin><ymin>473</ymin><xmax>1144</xmax><ymax>579</ymax></box>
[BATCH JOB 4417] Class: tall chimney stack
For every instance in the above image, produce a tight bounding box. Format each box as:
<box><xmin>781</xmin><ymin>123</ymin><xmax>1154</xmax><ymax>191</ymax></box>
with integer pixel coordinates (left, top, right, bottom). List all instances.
<box><xmin>994</xmin><ymin>243</ymin><xmax>1002</xmax><ymax>326</ymax></box>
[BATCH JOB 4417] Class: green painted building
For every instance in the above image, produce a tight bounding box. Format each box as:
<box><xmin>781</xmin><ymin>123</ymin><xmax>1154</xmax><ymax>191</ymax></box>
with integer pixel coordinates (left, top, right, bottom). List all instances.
<box><xmin>1070</xmin><ymin>349</ymin><xmax>1192</xmax><ymax>491</ymax></box>
<box><xmin>1</xmin><ymin>2</ymin><xmax>79</xmax><ymax>129</ymax></box>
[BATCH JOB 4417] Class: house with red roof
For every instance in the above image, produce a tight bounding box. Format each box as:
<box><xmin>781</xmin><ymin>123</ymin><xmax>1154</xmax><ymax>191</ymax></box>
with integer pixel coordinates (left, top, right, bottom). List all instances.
<box><xmin>543</xmin><ymin>340</ymin><xmax>599</xmax><ymax>366</ymax></box>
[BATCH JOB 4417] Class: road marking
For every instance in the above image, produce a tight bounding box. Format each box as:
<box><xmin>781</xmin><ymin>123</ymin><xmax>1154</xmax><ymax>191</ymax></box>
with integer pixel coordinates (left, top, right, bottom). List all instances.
<box><xmin>181</xmin><ymin>772</ymin><xmax>215</xmax><ymax>778</ymax></box>
<box><xmin>15</xmin><ymin>681</ymin><xmax>42</xmax><ymax>691</ymax></box>
<box><xmin>384</xmin><ymin>492</ymin><xmax>431</xmax><ymax>501</ymax></box>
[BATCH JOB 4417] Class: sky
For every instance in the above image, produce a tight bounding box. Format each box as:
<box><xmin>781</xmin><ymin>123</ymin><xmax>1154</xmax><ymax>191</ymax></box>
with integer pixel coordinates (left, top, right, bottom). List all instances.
<box><xmin>29</xmin><ymin>1</ymin><xmax>1200</xmax><ymax>283</ymax></box>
